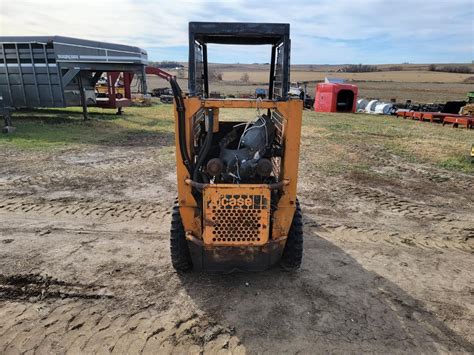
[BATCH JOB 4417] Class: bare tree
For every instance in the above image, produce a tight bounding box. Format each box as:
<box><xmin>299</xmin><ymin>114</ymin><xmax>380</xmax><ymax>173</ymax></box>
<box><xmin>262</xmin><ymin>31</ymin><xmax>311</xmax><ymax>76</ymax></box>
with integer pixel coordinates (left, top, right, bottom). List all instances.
<box><xmin>341</xmin><ymin>64</ymin><xmax>378</xmax><ymax>73</ymax></box>
<box><xmin>240</xmin><ymin>72</ymin><xmax>250</xmax><ymax>82</ymax></box>
<box><xmin>428</xmin><ymin>64</ymin><xmax>471</xmax><ymax>73</ymax></box>
<box><xmin>209</xmin><ymin>68</ymin><xmax>223</xmax><ymax>81</ymax></box>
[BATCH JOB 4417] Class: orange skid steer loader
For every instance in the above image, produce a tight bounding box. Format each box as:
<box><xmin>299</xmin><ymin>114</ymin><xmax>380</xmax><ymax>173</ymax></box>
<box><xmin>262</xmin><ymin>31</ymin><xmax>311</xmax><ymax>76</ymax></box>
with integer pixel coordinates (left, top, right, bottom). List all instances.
<box><xmin>169</xmin><ymin>22</ymin><xmax>303</xmax><ymax>271</ymax></box>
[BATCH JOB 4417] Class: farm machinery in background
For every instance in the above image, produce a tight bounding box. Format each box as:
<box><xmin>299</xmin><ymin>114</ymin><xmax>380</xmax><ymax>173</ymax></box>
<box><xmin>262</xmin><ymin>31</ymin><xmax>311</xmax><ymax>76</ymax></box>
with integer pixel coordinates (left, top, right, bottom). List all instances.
<box><xmin>375</xmin><ymin>92</ymin><xmax>474</xmax><ymax>129</ymax></box>
<box><xmin>460</xmin><ymin>91</ymin><xmax>474</xmax><ymax>116</ymax></box>
<box><xmin>254</xmin><ymin>85</ymin><xmax>313</xmax><ymax>109</ymax></box>
<box><xmin>357</xmin><ymin>91</ymin><xmax>474</xmax><ymax>117</ymax></box>
<box><xmin>94</xmin><ymin>66</ymin><xmax>176</xmax><ymax>108</ymax></box>
<box><xmin>150</xmin><ymin>87</ymin><xmax>173</xmax><ymax>101</ymax></box>
<box><xmin>95</xmin><ymin>76</ymin><xmax>125</xmax><ymax>99</ymax></box>
<box><xmin>289</xmin><ymin>82</ymin><xmax>315</xmax><ymax>109</ymax></box>
<box><xmin>145</xmin><ymin>66</ymin><xmax>176</xmax><ymax>103</ymax></box>
<box><xmin>254</xmin><ymin>83</ymin><xmax>313</xmax><ymax>109</ymax></box>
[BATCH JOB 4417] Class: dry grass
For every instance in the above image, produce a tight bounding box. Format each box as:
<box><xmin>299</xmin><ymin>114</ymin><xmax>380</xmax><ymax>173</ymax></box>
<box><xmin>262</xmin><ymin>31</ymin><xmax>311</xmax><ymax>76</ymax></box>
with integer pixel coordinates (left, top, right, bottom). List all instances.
<box><xmin>355</xmin><ymin>81</ymin><xmax>471</xmax><ymax>103</ymax></box>
<box><xmin>145</xmin><ymin>63</ymin><xmax>472</xmax><ymax>103</ymax></box>
<box><xmin>217</xmin><ymin>70</ymin><xmax>472</xmax><ymax>83</ymax></box>
<box><xmin>2</xmin><ymin>105</ymin><xmax>472</xmax><ymax>174</ymax></box>
<box><xmin>146</xmin><ymin>74</ymin><xmax>471</xmax><ymax>103</ymax></box>
<box><xmin>300</xmin><ymin>111</ymin><xmax>474</xmax><ymax>175</ymax></box>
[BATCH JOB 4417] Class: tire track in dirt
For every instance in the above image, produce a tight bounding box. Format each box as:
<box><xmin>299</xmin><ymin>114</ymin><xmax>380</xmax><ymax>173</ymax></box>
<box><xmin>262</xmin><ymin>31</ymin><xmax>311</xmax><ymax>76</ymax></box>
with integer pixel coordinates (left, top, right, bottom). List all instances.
<box><xmin>2</xmin><ymin>169</ymin><xmax>159</xmax><ymax>192</ymax></box>
<box><xmin>300</xmin><ymin>185</ymin><xmax>473</xmax><ymax>253</ymax></box>
<box><xmin>339</xmin><ymin>183</ymin><xmax>456</xmax><ymax>221</ymax></box>
<box><xmin>0</xmin><ymin>197</ymin><xmax>170</xmax><ymax>222</ymax></box>
<box><xmin>0</xmin><ymin>149</ymin><xmax>173</xmax><ymax>196</ymax></box>
<box><xmin>313</xmin><ymin>221</ymin><xmax>473</xmax><ymax>252</ymax></box>
<box><xmin>0</xmin><ymin>300</ymin><xmax>244</xmax><ymax>354</ymax></box>
<box><xmin>338</xmin><ymin>183</ymin><xmax>473</xmax><ymax>248</ymax></box>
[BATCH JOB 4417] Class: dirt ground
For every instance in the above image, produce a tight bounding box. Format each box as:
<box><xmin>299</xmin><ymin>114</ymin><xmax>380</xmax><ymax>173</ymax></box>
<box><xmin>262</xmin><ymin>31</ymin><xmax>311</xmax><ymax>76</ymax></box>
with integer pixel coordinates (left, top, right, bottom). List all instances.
<box><xmin>0</xmin><ymin>108</ymin><xmax>473</xmax><ymax>354</ymax></box>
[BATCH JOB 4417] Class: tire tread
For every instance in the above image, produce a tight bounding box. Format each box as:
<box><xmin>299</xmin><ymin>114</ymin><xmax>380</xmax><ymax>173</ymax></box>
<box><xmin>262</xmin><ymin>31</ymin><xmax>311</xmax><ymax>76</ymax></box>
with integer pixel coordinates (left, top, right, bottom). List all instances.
<box><xmin>170</xmin><ymin>205</ymin><xmax>193</xmax><ymax>271</ymax></box>
<box><xmin>280</xmin><ymin>200</ymin><xmax>303</xmax><ymax>270</ymax></box>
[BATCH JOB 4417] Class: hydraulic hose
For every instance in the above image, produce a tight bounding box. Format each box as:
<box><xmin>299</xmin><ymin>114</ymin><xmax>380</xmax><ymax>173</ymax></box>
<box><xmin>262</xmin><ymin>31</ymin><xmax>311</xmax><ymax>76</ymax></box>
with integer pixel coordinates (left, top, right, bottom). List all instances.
<box><xmin>169</xmin><ymin>78</ymin><xmax>193</xmax><ymax>176</ymax></box>
<box><xmin>193</xmin><ymin>109</ymin><xmax>214</xmax><ymax>183</ymax></box>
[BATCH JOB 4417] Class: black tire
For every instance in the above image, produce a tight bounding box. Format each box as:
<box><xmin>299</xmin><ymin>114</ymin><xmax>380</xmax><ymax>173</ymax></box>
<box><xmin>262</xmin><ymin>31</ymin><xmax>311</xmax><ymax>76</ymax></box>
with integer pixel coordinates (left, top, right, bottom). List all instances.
<box><xmin>170</xmin><ymin>205</ymin><xmax>193</xmax><ymax>271</ymax></box>
<box><xmin>280</xmin><ymin>200</ymin><xmax>303</xmax><ymax>270</ymax></box>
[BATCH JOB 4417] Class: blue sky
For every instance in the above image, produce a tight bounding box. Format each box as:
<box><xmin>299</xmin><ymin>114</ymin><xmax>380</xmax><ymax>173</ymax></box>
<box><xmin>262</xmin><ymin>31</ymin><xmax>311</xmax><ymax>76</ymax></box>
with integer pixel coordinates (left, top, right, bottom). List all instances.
<box><xmin>1</xmin><ymin>0</ymin><xmax>473</xmax><ymax>64</ymax></box>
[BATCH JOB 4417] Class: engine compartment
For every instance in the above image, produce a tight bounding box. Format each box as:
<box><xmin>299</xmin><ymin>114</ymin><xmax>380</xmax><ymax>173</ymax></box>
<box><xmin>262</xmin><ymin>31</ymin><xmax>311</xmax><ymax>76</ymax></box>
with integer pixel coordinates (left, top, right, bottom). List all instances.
<box><xmin>193</xmin><ymin>110</ymin><xmax>283</xmax><ymax>185</ymax></box>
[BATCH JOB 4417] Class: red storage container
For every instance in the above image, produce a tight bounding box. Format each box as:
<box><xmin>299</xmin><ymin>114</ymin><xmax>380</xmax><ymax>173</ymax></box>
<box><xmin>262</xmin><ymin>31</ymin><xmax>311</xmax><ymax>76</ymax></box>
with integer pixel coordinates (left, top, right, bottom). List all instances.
<box><xmin>313</xmin><ymin>83</ymin><xmax>358</xmax><ymax>113</ymax></box>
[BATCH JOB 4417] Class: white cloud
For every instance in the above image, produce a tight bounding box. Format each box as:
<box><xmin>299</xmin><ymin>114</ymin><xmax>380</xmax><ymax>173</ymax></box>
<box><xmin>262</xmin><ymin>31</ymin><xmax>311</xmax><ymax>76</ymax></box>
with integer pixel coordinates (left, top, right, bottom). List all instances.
<box><xmin>0</xmin><ymin>0</ymin><xmax>472</xmax><ymax>63</ymax></box>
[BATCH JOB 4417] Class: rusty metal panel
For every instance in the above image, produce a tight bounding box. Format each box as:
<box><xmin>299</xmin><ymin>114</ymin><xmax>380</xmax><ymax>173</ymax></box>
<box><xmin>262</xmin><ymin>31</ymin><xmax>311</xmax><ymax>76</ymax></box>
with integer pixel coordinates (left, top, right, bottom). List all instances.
<box><xmin>203</xmin><ymin>184</ymin><xmax>270</xmax><ymax>246</ymax></box>
<box><xmin>413</xmin><ymin>111</ymin><xmax>424</xmax><ymax>120</ymax></box>
<box><xmin>443</xmin><ymin>115</ymin><xmax>474</xmax><ymax>129</ymax></box>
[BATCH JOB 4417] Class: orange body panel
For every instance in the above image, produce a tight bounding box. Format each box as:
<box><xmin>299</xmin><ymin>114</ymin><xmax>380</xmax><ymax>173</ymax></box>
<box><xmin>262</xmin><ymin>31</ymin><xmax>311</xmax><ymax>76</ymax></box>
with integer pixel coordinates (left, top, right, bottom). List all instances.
<box><xmin>203</xmin><ymin>184</ymin><xmax>270</xmax><ymax>246</ymax></box>
<box><xmin>174</xmin><ymin>98</ymin><xmax>303</xmax><ymax>246</ymax></box>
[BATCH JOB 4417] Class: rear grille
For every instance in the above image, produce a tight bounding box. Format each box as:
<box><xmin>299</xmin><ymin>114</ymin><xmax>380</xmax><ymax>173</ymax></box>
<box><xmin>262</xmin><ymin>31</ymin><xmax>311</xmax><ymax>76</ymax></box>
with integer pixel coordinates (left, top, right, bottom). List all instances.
<box><xmin>203</xmin><ymin>186</ymin><xmax>270</xmax><ymax>246</ymax></box>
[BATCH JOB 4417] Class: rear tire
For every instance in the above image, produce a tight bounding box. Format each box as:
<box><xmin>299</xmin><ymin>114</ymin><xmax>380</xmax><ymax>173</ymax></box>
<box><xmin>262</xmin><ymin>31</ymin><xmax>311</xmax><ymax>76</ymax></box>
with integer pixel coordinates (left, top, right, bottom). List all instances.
<box><xmin>170</xmin><ymin>205</ymin><xmax>193</xmax><ymax>271</ymax></box>
<box><xmin>280</xmin><ymin>200</ymin><xmax>303</xmax><ymax>270</ymax></box>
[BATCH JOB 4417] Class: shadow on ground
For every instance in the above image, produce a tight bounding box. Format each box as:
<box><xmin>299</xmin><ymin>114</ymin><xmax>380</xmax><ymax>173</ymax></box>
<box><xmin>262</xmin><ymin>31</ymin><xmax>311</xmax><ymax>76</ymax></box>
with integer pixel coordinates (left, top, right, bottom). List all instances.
<box><xmin>13</xmin><ymin>108</ymin><xmax>122</xmax><ymax>121</ymax></box>
<box><xmin>178</xmin><ymin>226</ymin><xmax>473</xmax><ymax>353</ymax></box>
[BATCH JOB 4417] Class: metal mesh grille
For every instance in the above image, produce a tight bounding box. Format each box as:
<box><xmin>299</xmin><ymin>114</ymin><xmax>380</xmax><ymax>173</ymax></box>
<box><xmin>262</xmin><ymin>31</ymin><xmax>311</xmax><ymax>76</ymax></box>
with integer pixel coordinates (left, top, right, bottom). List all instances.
<box><xmin>271</xmin><ymin>157</ymin><xmax>281</xmax><ymax>179</ymax></box>
<box><xmin>273</xmin><ymin>43</ymin><xmax>284</xmax><ymax>99</ymax></box>
<box><xmin>192</xmin><ymin>108</ymin><xmax>205</xmax><ymax>149</ymax></box>
<box><xmin>203</xmin><ymin>186</ymin><xmax>270</xmax><ymax>246</ymax></box>
<box><xmin>271</xmin><ymin>109</ymin><xmax>285</xmax><ymax>180</ymax></box>
<box><xmin>271</xmin><ymin>109</ymin><xmax>285</xmax><ymax>145</ymax></box>
<box><xmin>193</xmin><ymin>42</ymin><xmax>204</xmax><ymax>96</ymax></box>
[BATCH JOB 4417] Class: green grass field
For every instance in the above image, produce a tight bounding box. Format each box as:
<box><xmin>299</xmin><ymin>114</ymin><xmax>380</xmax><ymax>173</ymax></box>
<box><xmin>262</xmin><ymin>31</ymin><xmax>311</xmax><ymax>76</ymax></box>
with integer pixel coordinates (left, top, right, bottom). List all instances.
<box><xmin>1</xmin><ymin>104</ymin><xmax>472</xmax><ymax>174</ymax></box>
<box><xmin>0</xmin><ymin>105</ymin><xmax>175</xmax><ymax>150</ymax></box>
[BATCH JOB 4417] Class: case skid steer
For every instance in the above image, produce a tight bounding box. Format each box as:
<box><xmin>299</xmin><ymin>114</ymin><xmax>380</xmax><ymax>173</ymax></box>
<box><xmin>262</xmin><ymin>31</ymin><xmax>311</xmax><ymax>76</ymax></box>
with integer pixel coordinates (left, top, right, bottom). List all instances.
<box><xmin>169</xmin><ymin>22</ymin><xmax>303</xmax><ymax>271</ymax></box>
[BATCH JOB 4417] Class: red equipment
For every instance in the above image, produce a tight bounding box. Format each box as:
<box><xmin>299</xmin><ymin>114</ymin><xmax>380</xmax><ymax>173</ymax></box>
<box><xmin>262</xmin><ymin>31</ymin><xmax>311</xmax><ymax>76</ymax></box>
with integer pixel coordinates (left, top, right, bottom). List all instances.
<box><xmin>412</xmin><ymin>111</ymin><xmax>424</xmax><ymax>120</ymax></box>
<box><xmin>95</xmin><ymin>72</ymin><xmax>134</xmax><ymax>111</ymax></box>
<box><xmin>395</xmin><ymin>110</ymin><xmax>473</xmax><ymax>129</ymax></box>
<box><xmin>396</xmin><ymin>111</ymin><xmax>410</xmax><ymax>118</ymax></box>
<box><xmin>313</xmin><ymin>83</ymin><xmax>358</xmax><ymax>113</ymax></box>
<box><xmin>95</xmin><ymin>67</ymin><xmax>174</xmax><ymax>112</ymax></box>
<box><xmin>443</xmin><ymin>115</ymin><xmax>474</xmax><ymax>129</ymax></box>
<box><xmin>145</xmin><ymin>66</ymin><xmax>175</xmax><ymax>81</ymax></box>
<box><xmin>419</xmin><ymin>112</ymin><xmax>446</xmax><ymax>123</ymax></box>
